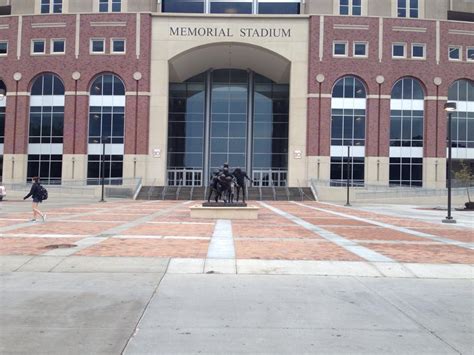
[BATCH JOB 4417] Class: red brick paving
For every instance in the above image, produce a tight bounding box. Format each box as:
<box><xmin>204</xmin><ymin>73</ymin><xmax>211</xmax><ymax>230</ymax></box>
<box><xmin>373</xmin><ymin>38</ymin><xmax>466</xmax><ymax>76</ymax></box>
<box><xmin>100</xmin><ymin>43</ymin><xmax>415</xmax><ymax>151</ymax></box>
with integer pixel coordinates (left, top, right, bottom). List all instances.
<box><xmin>5</xmin><ymin>221</ymin><xmax>121</xmax><ymax>235</ymax></box>
<box><xmin>0</xmin><ymin>201</ymin><xmax>472</xmax><ymax>264</ymax></box>
<box><xmin>322</xmin><ymin>226</ymin><xmax>427</xmax><ymax>242</ymax></box>
<box><xmin>76</xmin><ymin>238</ymin><xmax>209</xmax><ymax>258</ymax></box>
<box><xmin>411</xmin><ymin>228</ymin><xmax>474</xmax><ymax>243</ymax></box>
<box><xmin>360</xmin><ymin>243</ymin><xmax>474</xmax><ymax>264</ymax></box>
<box><xmin>122</xmin><ymin>223</ymin><xmax>215</xmax><ymax>237</ymax></box>
<box><xmin>0</xmin><ymin>237</ymin><xmax>83</xmax><ymax>255</ymax></box>
<box><xmin>235</xmin><ymin>240</ymin><xmax>363</xmax><ymax>261</ymax></box>
<box><xmin>233</xmin><ymin>224</ymin><xmax>320</xmax><ymax>239</ymax></box>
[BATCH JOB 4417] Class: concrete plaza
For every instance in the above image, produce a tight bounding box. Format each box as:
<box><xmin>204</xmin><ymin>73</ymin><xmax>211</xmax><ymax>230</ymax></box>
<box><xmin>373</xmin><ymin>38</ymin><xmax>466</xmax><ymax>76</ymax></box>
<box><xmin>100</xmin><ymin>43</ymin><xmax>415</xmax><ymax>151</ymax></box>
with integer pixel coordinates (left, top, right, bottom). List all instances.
<box><xmin>0</xmin><ymin>198</ymin><xmax>472</xmax><ymax>354</ymax></box>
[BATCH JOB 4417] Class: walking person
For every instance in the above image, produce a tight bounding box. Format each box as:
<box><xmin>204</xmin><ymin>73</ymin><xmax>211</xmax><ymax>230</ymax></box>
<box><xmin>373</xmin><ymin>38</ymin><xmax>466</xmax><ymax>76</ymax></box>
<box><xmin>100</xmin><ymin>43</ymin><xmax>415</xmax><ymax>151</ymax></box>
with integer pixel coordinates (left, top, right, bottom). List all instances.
<box><xmin>23</xmin><ymin>177</ymin><xmax>47</xmax><ymax>222</ymax></box>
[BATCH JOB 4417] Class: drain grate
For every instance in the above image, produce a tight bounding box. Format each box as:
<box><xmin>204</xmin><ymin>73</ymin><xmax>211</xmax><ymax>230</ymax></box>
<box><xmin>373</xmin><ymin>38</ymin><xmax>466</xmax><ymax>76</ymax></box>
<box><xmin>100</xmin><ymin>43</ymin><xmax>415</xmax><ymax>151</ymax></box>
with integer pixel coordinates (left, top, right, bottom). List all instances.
<box><xmin>44</xmin><ymin>244</ymin><xmax>77</xmax><ymax>249</ymax></box>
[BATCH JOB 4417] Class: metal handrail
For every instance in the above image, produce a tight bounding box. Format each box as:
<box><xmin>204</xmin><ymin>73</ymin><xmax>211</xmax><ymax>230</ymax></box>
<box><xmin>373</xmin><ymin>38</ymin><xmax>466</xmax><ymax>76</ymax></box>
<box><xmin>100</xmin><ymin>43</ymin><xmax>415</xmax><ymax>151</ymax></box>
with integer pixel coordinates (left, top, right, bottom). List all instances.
<box><xmin>161</xmin><ymin>185</ymin><xmax>167</xmax><ymax>200</ymax></box>
<box><xmin>272</xmin><ymin>184</ymin><xmax>276</xmax><ymax>201</ymax></box>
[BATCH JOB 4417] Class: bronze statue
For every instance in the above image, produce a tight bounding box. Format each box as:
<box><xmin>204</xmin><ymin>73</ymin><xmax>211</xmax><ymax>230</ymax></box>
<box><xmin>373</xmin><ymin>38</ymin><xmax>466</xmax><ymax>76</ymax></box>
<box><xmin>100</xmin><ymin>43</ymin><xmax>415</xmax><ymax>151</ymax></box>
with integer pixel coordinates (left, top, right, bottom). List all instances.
<box><xmin>207</xmin><ymin>163</ymin><xmax>252</xmax><ymax>204</ymax></box>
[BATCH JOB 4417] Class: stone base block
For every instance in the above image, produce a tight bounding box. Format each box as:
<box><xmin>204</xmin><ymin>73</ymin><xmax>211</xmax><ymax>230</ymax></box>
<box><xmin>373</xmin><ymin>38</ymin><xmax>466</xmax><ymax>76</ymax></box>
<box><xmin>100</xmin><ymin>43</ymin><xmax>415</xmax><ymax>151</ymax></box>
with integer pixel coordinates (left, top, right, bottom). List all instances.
<box><xmin>190</xmin><ymin>205</ymin><xmax>259</xmax><ymax>220</ymax></box>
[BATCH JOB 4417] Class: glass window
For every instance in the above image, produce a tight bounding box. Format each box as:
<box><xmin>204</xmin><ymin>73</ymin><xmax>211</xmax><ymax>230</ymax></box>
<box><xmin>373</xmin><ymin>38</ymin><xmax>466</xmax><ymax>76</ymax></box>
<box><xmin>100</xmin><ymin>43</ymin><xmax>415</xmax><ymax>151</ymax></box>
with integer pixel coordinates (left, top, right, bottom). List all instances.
<box><xmin>27</xmin><ymin>74</ymin><xmax>64</xmax><ymax>184</ymax></box>
<box><xmin>392</xmin><ymin>43</ymin><xmax>406</xmax><ymax>58</ymax></box>
<box><xmin>258</xmin><ymin>2</ymin><xmax>300</xmax><ymax>14</ymax></box>
<box><xmin>389</xmin><ymin>78</ymin><xmax>424</xmax><ymax>186</ymax></box>
<box><xmin>466</xmin><ymin>47</ymin><xmax>474</xmax><ymax>62</ymax></box>
<box><xmin>111</xmin><ymin>39</ymin><xmax>125</xmax><ymax>53</ymax></box>
<box><xmin>398</xmin><ymin>0</ymin><xmax>418</xmax><ymax>18</ymax></box>
<box><xmin>0</xmin><ymin>41</ymin><xmax>7</xmax><ymax>55</ymax></box>
<box><xmin>99</xmin><ymin>0</ymin><xmax>108</xmax><ymax>12</ymax></box>
<box><xmin>210</xmin><ymin>1</ymin><xmax>252</xmax><ymax>14</ymax></box>
<box><xmin>449</xmin><ymin>46</ymin><xmax>461</xmax><ymax>61</ymax></box>
<box><xmin>162</xmin><ymin>0</ymin><xmax>205</xmax><ymax>13</ymax></box>
<box><xmin>51</xmin><ymin>39</ymin><xmax>65</xmax><ymax>54</ymax></box>
<box><xmin>333</xmin><ymin>41</ymin><xmax>348</xmax><ymax>57</ymax></box>
<box><xmin>330</xmin><ymin>76</ymin><xmax>366</xmax><ymax>185</ymax></box>
<box><xmin>91</xmin><ymin>39</ymin><xmax>105</xmax><ymax>54</ymax></box>
<box><xmin>112</xmin><ymin>0</ymin><xmax>121</xmax><ymax>12</ymax></box>
<box><xmin>41</xmin><ymin>0</ymin><xmax>62</xmax><ymax>13</ymax></box>
<box><xmin>448</xmin><ymin>80</ymin><xmax>474</xmax><ymax>149</ymax></box>
<box><xmin>340</xmin><ymin>0</ymin><xmax>349</xmax><ymax>15</ymax></box>
<box><xmin>41</xmin><ymin>0</ymin><xmax>50</xmax><ymax>13</ymax></box>
<box><xmin>411</xmin><ymin>43</ymin><xmax>425</xmax><ymax>59</ymax></box>
<box><xmin>353</xmin><ymin>42</ymin><xmax>367</xmax><ymax>57</ymax></box>
<box><xmin>88</xmin><ymin>74</ymin><xmax>125</xmax><ymax>184</ymax></box>
<box><xmin>53</xmin><ymin>0</ymin><xmax>62</xmax><ymax>13</ymax></box>
<box><xmin>32</xmin><ymin>40</ymin><xmax>45</xmax><ymax>54</ymax></box>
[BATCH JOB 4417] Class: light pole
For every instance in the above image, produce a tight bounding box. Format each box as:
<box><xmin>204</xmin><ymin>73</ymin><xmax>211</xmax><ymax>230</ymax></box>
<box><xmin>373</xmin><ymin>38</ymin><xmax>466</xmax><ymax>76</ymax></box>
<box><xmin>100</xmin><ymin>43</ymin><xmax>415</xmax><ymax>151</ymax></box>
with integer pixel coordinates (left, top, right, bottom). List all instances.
<box><xmin>100</xmin><ymin>136</ymin><xmax>108</xmax><ymax>203</ymax></box>
<box><xmin>345</xmin><ymin>145</ymin><xmax>351</xmax><ymax>206</ymax></box>
<box><xmin>443</xmin><ymin>102</ymin><xmax>456</xmax><ymax>223</ymax></box>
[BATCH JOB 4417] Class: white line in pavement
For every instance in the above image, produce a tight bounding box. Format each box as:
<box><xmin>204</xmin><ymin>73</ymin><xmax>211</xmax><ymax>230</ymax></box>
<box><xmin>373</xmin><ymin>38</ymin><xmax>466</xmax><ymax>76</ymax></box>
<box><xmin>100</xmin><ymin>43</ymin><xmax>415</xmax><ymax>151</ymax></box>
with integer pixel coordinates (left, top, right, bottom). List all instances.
<box><xmin>207</xmin><ymin>220</ymin><xmax>235</xmax><ymax>259</ymax></box>
<box><xmin>146</xmin><ymin>221</ymin><xmax>214</xmax><ymax>225</ymax></box>
<box><xmin>0</xmin><ymin>233</ymin><xmax>89</xmax><ymax>238</ymax></box>
<box><xmin>260</xmin><ymin>202</ymin><xmax>394</xmax><ymax>263</ymax></box>
<box><xmin>293</xmin><ymin>202</ymin><xmax>474</xmax><ymax>250</ymax></box>
<box><xmin>110</xmin><ymin>235</ymin><xmax>210</xmax><ymax>240</ymax></box>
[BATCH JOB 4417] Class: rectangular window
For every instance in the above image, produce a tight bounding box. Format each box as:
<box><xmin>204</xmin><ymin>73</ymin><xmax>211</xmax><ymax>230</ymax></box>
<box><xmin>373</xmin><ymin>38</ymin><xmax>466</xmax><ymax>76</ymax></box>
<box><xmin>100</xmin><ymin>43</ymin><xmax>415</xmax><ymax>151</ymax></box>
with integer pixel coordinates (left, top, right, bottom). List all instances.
<box><xmin>339</xmin><ymin>0</ymin><xmax>361</xmax><ymax>16</ymax></box>
<box><xmin>111</xmin><ymin>0</ymin><xmax>121</xmax><ymax>12</ymax></box>
<box><xmin>340</xmin><ymin>0</ymin><xmax>349</xmax><ymax>15</ymax></box>
<box><xmin>392</xmin><ymin>43</ymin><xmax>406</xmax><ymax>58</ymax></box>
<box><xmin>210</xmin><ymin>1</ymin><xmax>252</xmax><ymax>14</ymax></box>
<box><xmin>99</xmin><ymin>0</ymin><xmax>108</xmax><ymax>12</ymax></box>
<box><xmin>31</xmin><ymin>40</ymin><xmax>46</xmax><ymax>55</ymax></box>
<box><xmin>411</xmin><ymin>43</ymin><xmax>425</xmax><ymax>59</ymax></box>
<box><xmin>333</xmin><ymin>41</ymin><xmax>348</xmax><ymax>57</ymax></box>
<box><xmin>449</xmin><ymin>46</ymin><xmax>461</xmax><ymax>61</ymax></box>
<box><xmin>90</xmin><ymin>39</ymin><xmax>105</xmax><ymax>54</ymax></box>
<box><xmin>41</xmin><ymin>0</ymin><xmax>50</xmax><ymax>13</ymax></box>
<box><xmin>51</xmin><ymin>39</ymin><xmax>65</xmax><ymax>54</ymax></box>
<box><xmin>162</xmin><ymin>0</ymin><xmax>205</xmax><ymax>13</ymax></box>
<box><xmin>258</xmin><ymin>1</ymin><xmax>300</xmax><ymax>14</ymax></box>
<box><xmin>111</xmin><ymin>39</ymin><xmax>125</xmax><ymax>54</ymax></box>
<box><xmin>467</xmin><ymin>47</ymin><xmax>474</xmax><ymax>62</ymax></box>
<box><xmin>398</xmin><ymin>0</ymin><xmax>418</xmax><ymax>18</ymax></box>
<box><xmin>27</xmin><ymin>154</ymin><xmax>62</xmax><ymax>185</ymax></box>
<box><xmin>353</xmin><ymin>42</ymin><xmax>367</xmax><ymax>57</ymax></box>
<box><xmin>41</xmin><ymin>0</ymin><xmax>62</xmax><ymax>13</ymax></box>
<box><xmin>0</xmin><ymin>41</ymin><xmax>7</xmax><ymax>55</ymax></box>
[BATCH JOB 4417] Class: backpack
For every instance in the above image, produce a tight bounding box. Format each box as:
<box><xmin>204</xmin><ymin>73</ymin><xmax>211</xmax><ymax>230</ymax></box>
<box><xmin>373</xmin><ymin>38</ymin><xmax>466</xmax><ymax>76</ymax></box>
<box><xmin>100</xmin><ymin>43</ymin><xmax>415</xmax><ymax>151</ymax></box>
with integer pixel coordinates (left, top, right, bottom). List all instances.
<box><xmin>38</xmin><ymin>185</ymin><xmax>48</xmax><ymax>201</ymax></box>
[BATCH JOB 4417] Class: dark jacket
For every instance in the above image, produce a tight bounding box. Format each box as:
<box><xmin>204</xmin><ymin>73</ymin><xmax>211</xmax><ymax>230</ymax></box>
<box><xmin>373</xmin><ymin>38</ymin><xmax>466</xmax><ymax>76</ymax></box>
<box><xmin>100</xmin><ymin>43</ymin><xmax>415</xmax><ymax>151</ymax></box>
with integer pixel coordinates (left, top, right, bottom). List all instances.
<box><xmin>24</xmin><ymin>183</ymin><xmax>41</xmax><ymax>201</ymax></box>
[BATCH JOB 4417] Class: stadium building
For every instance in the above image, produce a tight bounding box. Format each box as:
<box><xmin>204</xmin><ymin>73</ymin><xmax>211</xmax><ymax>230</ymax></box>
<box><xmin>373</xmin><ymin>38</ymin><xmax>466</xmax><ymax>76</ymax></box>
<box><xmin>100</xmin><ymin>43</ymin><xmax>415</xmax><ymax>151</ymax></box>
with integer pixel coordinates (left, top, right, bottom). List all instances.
<box><xmin>0</xmin><ymin>0</ymin><xmax>472</xmax><ymax>196</ymax></box>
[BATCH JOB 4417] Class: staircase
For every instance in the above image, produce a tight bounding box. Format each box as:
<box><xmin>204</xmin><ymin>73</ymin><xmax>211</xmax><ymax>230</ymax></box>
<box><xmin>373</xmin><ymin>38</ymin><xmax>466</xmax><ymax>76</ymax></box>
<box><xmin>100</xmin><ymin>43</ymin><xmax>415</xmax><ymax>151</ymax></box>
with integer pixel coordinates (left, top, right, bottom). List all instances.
<box><xmin>136</xmin><ymin>186</ymin><xmax>315</xmax><ymax>201</ymax></box>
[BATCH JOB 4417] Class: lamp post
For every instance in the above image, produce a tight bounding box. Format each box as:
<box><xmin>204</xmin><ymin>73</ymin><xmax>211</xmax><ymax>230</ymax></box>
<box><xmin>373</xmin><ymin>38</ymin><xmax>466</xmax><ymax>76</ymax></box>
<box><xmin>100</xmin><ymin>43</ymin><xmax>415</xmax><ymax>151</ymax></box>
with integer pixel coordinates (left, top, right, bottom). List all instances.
<box><xmin>100</xmin><ymin>136</ymin><xmax>108</xmax><ymax>203</ymax></box>
<box><xmin>443</xmin><ymin>102</ymin><xmax>456</xmax><ymax>223</ymax></box>
<box><xmin>345</xmin><ymin>145</ymin><xmax>351</xmax><ymax>206</ymax></box>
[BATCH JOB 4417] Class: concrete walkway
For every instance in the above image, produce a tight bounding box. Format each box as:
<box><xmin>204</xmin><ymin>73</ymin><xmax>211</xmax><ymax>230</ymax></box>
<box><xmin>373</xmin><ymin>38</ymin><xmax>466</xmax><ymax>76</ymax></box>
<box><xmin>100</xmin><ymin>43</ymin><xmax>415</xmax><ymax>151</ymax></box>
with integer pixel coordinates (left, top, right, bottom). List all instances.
<box><xmin>0</xmin><ymin>260</ymin><xmax>472</xmax><ymax>355</ymax></box>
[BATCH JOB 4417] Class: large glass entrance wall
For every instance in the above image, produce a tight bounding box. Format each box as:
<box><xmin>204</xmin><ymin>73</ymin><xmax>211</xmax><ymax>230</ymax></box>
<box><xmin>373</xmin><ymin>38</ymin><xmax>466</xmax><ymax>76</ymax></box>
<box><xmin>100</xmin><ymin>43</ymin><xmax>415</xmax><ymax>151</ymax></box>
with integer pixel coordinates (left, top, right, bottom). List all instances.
<box><xmin>210</xmin><ymin>69</ymin><xmax>248</xmax><ymax>174</ymax></box>
<box><xmin>167</xmin><ymin>69</ymin><xmax>289</xmax><ymax>186</ymax></box>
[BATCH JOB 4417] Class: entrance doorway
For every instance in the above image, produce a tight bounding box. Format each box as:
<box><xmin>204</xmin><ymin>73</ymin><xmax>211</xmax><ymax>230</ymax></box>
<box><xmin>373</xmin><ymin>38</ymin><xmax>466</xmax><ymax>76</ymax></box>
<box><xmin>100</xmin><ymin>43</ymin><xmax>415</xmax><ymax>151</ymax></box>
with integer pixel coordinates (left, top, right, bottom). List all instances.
<box><xmin>167</xmin><ymin>69</ymin><xmax>289</xmax><ymax>186</ymax></box>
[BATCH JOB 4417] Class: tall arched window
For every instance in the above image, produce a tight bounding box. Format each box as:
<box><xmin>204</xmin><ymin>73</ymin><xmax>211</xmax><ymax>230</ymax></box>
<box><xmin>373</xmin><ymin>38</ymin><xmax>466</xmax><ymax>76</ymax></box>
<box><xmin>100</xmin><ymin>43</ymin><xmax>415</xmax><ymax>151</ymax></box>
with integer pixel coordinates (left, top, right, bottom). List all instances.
<box><xmin>87</xmin><ymin>74</ymin><xmax>125</xmax><ymax>185</ymax></box>
<box><xmin>448</xmin><ymin>79</ymin><xmax>474</xmax><ymax>178</ymax></box>
<box><xmin>330</xmin><ymin>76</ymin><xmax>366</xmax><ymax>186</ymax></box>
<box><xmin>27</xmin><ymin>74</ymin><xmax>64</xmax><ymax>184</ymax></box>
<box><xmin>0</xmin><ymin>80</ymin><xmax>6</xmax><ymax>182</ymax></box>
<box><xmin>389</xmin><ymin>77</ymin><xmax>424</xmax><ymax>187</ymax></box>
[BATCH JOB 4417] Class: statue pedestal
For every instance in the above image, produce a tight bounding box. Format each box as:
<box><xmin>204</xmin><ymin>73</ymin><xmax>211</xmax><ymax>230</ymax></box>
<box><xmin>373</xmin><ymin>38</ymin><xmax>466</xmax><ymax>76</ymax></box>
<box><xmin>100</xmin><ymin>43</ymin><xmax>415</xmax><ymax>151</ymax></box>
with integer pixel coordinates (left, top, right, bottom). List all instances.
<box><xmin>190</xmin><ymin>203</ymin><xmax>259</xmax><ymax>220</ymax></box>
